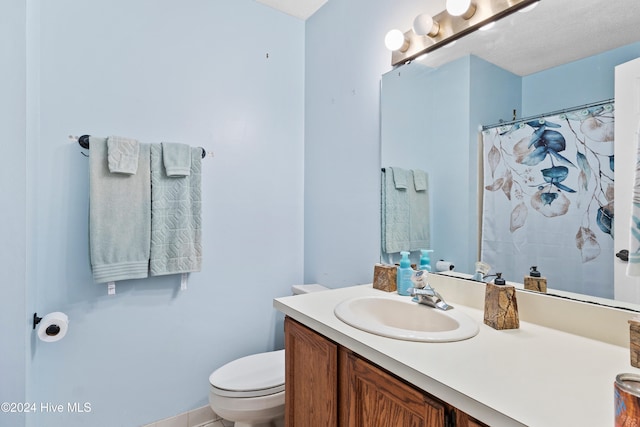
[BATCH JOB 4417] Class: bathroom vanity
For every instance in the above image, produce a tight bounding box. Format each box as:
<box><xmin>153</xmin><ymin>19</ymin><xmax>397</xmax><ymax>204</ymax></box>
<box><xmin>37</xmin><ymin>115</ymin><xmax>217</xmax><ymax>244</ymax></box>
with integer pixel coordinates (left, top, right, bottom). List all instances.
<box><xmin>285</xmin><ymin>316</ymin><xmax>487</xmax><ymax>426</ymax></box>
<box><xmin>274</xmin><ymin>275</ymin><xmax>640</xmax><ymax>426</ymax></box>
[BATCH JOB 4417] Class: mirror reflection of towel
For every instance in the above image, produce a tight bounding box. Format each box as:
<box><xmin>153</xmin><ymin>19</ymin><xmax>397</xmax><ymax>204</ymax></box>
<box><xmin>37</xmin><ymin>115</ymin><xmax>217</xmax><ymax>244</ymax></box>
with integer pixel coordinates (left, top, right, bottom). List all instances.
<box><xmin>382</xmin><ymin>167</ymin><xmax>430</xmax><ymax>254</ymax></box>
<box><xmin>408</xmin><ymin>169</ymin><xmax>430</xmax><ymax>250</ymax></box>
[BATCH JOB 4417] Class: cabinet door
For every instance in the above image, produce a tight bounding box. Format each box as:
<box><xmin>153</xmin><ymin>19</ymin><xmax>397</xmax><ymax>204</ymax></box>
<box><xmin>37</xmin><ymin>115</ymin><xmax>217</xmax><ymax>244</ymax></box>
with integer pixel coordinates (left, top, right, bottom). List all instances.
<box><xmin>284</xmin><ymin>317</ymin><xmax>338</xmax><ymax>427</ymax></box>
<box><xmin>456</xmin><ymin>410</ymin><xmax>490</xmax><ymax>427</ymax></box>
<box><xmin>339</xmin><ymin>348</ymin><xmax>446</xmax><ymax>427</ymax></box>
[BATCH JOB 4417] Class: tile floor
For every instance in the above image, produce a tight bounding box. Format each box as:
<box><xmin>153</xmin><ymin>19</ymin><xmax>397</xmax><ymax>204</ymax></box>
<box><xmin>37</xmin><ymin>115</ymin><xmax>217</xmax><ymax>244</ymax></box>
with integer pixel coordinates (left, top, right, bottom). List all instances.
<box><xmin>199</xmin><ymin>421</ymin><xmax>233</xmax><ymax>427</ymax></box>
<box><xmin>142</xmin><ymin>404</ymin><xmax>233</xmax><ymax>427</ymax></box>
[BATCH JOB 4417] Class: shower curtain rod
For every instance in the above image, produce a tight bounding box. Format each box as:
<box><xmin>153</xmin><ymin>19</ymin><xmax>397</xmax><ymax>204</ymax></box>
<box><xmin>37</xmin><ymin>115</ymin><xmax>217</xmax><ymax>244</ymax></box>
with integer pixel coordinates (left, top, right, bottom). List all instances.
<box><xmin>481</xmin><ymin>98</ymin><xmax>615</xmax><ymax>131</ymax></box>
<box><xmin>75</xmin><ymin>134</ymin><xmax>208</xmax><ymax>159</ymax></box>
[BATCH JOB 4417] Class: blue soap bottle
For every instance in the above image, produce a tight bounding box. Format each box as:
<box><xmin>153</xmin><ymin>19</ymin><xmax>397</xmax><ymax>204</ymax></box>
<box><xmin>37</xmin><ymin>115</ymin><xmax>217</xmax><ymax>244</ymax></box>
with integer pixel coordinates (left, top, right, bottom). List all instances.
<box><xmin>419</xmin><ymin>249</ymin><xmax>433</xmax><ymax>272</ymax></box>
<box><xmin>397</xmin><ymin>251</ymin><xmax>414</xmax><ymax>296</ymax></box>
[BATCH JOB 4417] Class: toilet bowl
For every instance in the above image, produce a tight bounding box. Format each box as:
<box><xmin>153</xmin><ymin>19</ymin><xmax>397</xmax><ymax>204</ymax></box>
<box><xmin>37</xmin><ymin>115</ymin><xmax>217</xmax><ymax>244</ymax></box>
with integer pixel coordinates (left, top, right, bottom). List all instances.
<box><xmin>209</xmin><ymin>350</ymin><xmax>285</xmax><ymax>427</ymax></box>
<box><xmin>208</xmin><ymin>284</ymin><xmax>327</xmax><ymax>427</ymax></box>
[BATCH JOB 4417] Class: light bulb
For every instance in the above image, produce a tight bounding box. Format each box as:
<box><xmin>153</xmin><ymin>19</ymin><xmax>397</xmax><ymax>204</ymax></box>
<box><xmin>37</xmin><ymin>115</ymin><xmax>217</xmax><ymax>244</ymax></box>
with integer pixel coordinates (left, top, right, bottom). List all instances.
<box><xmin>519</xmin><ymin>1</ymin><xmax>539</xmax><ymax>13</ymax></box>
<box><xmin>446</xmin><ymin>0</ymin><xmax>476</xmax><ymax>18</ymax></box>
<box><xmin>480</xmin><ymin>21</ymin><xmax>496</xmax><ymax>31</ymax></box>
<box><xmin>413</xmin><ymin>14</ymin><xmax>439</xmax><ymax>37</ymax></box>
<box><xmin>384</xmin><ymin>29</ymin><xmax>409</xmax><ymax>52</ymax></box>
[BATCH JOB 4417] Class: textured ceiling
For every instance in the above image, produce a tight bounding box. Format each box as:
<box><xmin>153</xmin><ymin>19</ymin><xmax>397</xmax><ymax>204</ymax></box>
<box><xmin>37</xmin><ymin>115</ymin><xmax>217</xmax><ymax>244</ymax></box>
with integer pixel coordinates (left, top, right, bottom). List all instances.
<box><xmin>416</xmin><ymin>0</ymin><xmax>640</xmax><ymax>75</ymax></box>
<box><xmin>259</xmin><ymin>0</ymin><xmax>640</xmax><ymax>76</ymax></box>
<box><xmin>255</xmin><ymin>0</ymin><xmax>327</xmax><ymax>20</ymax></box>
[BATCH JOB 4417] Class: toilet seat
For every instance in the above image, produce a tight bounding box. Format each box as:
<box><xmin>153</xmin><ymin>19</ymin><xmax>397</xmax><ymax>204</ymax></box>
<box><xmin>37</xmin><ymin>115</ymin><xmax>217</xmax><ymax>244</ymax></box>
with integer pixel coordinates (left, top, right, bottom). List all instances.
<box><xmin>209</xmin><ymin>349</ymin><xmax>285</xmax><ymax>398</ymax></box>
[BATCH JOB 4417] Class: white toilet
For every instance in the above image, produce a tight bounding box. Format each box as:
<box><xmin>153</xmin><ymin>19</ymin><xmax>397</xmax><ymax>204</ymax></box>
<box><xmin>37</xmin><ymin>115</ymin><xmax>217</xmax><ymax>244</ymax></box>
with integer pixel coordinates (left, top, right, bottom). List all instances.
<box><xmin>208</xmin><ymin>350</ymin><xmax>286</xmax><ymax>427</ymax></box>
<box><xmin>208</xmin><ymin>284</ymin><xmax>327</xmax><ymax>427</ymax></box>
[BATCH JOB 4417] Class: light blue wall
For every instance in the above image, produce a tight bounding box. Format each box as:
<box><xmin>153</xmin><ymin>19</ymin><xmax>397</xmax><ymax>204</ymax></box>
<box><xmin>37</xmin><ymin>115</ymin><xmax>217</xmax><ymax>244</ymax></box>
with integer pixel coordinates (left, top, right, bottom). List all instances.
<box><xmin>4</xmin><ymin>1</ymin><xmax>640</xmax><ymax>426</ymax></box>
<box><xmin>0</xmin><ymin>1</ymin><xmax>27</xmax><ymax>427</ymax></box>
<box><xmin>303</xmin><ymin>0</ymin><xmax>428</xmax><ymax>287</ymax></box>
<box><xmin>1</xmin><ymin>1</ymin><xmax>305</xmax><ymax>426</ymax></box>
<box><xmin>522</xmin><ymin>41</ymin><xmax>640</xmax><ymax>116</ymax></box>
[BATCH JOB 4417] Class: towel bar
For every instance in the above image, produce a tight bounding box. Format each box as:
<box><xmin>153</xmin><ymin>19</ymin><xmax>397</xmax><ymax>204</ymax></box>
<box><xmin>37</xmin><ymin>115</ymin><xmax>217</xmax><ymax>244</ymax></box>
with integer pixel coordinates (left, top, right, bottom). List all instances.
<box><xmin>77</xmin><ymin>135</ymin><xmax>207</xmax><ymax>159</ymax></box>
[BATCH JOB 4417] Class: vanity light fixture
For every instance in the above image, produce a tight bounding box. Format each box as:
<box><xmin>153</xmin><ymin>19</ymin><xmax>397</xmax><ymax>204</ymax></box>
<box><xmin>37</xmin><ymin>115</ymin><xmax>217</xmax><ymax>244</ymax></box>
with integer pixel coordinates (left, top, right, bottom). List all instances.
<box><xmin>384</xmin><ymin>29</ymin><xmax>410</xmax><ymax>52</ymax></box>
<box><xmin>413</xmin><ymin>13</ymin><xmax>440</xmax><ymax>37</ymax></box>
<box><xmin>446</xmin><ymin>0</ymin><xmax>476</xmax><ymax>19</ymax></box>
<box><xmin>386</xmin><ymin>0</ymin><xmax>540</xmax><ymax>66</ymax></box>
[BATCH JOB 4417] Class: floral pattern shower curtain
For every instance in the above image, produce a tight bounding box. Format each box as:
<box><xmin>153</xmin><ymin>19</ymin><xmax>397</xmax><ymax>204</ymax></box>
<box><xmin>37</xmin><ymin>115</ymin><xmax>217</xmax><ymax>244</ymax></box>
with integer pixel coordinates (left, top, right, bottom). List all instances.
<box><xmin>481</xmin><ymin>102</ymin><xmax>614</xmax><ymax>298</ymax></box>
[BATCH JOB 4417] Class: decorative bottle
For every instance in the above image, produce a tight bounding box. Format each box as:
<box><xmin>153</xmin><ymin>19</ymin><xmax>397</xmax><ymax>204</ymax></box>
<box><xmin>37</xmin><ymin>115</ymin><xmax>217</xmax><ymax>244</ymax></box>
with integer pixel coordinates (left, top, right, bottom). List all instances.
<box><xmin>524</xmin><ymin>266</ymin><xmax>547</xmax><ymax>293</ymax></box>
<box><xmin>419</xmin><ymin>249</ymin><xmax>433</xmax><ymax>272</ymax></box>
<box><xmin>483</xmin><ymin>273</ymin><xmax>519</xmax><ymax>330</ymax></box>
<box><xmin>397</xmin><ymin>251</ymin><xmax>414</xmax><ymax>296</ymax></box>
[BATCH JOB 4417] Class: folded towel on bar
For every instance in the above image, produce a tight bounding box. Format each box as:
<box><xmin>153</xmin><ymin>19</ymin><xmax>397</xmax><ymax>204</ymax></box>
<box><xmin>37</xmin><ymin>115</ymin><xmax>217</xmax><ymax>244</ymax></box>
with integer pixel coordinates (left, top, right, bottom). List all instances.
<box><xmin>162</xmin><ymin>142</ymin><xmax>192</xmax><ymax>177</ymax></box>
<box><xmin>107</xmin><ymin>136</ymin><xmax>140</xmax><ymax>175</ymax></box>
<box><xmin>89</xmin><ymin>137</ymin><xmax>151</xmax><ymax>283</ymax></box>
<box><xmin>150</xmin><ymin>143</ymin><xmax>202</xmax><ymax>276</ymax></box>
<box><xmin>392</xmin><ymin>167</ymin><xmax>409</xmax><ymax>189</ymax></box>
<box><xmin>412</xmin><ymin>169</ymin><xmax>428</xmax><ymax>191</ymax></box>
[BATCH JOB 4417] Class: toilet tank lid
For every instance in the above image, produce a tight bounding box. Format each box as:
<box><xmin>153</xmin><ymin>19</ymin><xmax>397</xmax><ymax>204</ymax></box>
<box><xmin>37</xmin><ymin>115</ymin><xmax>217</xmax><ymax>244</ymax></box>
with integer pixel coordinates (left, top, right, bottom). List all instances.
<box><xmin>291</xmin><ymin>284</ymin><xmax>328</xmax><ymax>295</ymax></box>
<box><xmin>209</xmin><ymin>349</ymin><xmax>285</xmax><ymax>392</ymax></box>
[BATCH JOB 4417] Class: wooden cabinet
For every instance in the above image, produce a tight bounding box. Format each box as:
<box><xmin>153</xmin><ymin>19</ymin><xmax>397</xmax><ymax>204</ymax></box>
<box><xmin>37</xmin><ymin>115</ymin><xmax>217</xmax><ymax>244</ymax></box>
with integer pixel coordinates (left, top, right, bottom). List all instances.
<box><xmin>284</xmin><ymin>316</ymin><xmax>489</xmax><ymax>427</ymax></box>
<box><xmin>340</xmin><ymin>347</ymin><xmax>446</xmax><ymax>427</ymax></box>
<box><xmin>457</xmin><ymin>412</ymin><xmax>490</xmax><ymax>427</ymax></box>
<box><xmin>284</xmin><ymin>315</ymin><xmax>338</xmax><ymax>426</ymax></box>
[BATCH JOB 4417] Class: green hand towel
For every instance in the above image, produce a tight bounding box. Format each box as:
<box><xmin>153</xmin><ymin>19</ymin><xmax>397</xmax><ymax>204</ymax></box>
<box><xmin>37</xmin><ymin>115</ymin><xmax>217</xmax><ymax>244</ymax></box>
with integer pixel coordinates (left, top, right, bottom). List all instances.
<box><xmin>150</xmin><ymin>143</ymin><xmax>202</xmax><ymax>276</ymax></box>
<box><xmin>89</xmin><ymin>137</ymin><xmax>151</xmax><ymax>283</ymax></box>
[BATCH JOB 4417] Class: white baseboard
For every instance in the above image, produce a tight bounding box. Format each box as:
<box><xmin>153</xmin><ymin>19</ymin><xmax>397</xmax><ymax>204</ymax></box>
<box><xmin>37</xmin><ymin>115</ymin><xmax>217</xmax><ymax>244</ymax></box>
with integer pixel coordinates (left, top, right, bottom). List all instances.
<box><xmin>142</xmin><ymin>404</ymin><xmax>220</xmax><ymax>427</ymax></box>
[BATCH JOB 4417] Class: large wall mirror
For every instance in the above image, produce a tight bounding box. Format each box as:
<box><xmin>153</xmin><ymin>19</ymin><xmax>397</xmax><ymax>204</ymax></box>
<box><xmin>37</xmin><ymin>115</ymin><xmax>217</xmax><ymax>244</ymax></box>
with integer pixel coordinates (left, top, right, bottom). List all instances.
<box><xmin>380</xmin><ymin>0</ymin><xmax>640</xmax><ymax>309</ymax></box>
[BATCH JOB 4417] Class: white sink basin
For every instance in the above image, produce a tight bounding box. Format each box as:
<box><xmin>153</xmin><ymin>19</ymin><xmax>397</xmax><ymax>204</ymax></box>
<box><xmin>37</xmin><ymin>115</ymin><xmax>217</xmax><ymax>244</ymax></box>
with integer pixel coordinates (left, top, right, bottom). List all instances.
<box><xmin>334</xmin><ymin>295</ymin><xmax>479</xmax><ymax>342</ymax></box>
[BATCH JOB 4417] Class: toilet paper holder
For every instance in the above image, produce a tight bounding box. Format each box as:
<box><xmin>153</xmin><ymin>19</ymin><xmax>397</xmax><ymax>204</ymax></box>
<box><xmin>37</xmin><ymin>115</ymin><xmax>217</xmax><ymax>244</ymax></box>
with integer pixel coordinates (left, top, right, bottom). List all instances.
<box><xmin>33</xmin><ymin>312</ymin><xmax>61</xmax><ymax>336</ymax></box>
<box><xmin>33</xmin><ymin>312</ymin><xmax>42</xmax><ymax>329</ymax></box>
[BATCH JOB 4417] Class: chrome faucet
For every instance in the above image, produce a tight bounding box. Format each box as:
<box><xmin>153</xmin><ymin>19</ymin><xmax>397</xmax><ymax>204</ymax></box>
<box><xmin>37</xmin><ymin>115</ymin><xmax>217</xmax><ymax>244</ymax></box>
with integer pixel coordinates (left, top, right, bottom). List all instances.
<box><xmin>409</xmin><ymin>285</ymin><xmax>451</xmax><ymax>311</ymax></box>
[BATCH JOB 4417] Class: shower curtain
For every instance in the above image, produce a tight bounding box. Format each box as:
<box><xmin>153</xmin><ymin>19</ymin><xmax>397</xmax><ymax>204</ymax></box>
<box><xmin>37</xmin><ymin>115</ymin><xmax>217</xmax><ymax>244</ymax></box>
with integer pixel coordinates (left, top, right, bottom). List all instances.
<box><xmin>480</xmin><ymin>102</ymin><xmax>615</xmax><ymax>298</ymax></box>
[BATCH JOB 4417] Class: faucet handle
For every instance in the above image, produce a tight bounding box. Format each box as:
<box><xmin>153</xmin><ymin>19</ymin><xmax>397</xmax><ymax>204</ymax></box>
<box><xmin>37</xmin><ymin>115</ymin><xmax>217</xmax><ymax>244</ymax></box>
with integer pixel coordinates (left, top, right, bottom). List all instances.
<box><xmin>410</xmin><ymin>287</ymin><xmax>434</xmax><ymax>296</ymax></box>
<box><xmin>410</xmin><ymin>287</ymin><xmax>452</xmax><ymax>311</ymax></box>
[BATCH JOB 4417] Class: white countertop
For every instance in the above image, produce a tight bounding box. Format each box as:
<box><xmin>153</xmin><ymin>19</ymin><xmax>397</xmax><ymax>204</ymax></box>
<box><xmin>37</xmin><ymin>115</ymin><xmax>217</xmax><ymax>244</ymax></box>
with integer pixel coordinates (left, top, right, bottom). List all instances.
<box><xmin>274</xmin><ymin>282</ymin><xmax>639</xmax><ymax>427</ymax></box>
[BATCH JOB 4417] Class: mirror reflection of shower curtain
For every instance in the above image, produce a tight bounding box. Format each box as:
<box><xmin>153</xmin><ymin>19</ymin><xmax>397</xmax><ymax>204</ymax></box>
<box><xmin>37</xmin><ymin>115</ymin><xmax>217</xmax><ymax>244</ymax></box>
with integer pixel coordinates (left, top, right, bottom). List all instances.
<box><xmin>480</xmin><ymin>102</ymin><xmax>615</xmax><ymax>298</ymax></box>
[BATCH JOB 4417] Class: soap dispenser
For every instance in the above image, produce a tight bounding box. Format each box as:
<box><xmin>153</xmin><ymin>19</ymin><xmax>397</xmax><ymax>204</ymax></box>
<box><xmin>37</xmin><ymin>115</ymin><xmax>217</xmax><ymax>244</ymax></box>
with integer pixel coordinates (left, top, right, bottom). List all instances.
<box><xmin>419</xmin><ymin>249</ymin><xmax>433</xmax><ymax>272</ymax></box>
<box><xmin>472</xmin><ymin>261</ymin><xmax>490</xmax><ymax>282</ymax></box>
<box><xmin>483</xmin><ymin>273</ymin><xmax>519</xmax><ymax>330</ymax></box>
<box><xmin>524</xmin><ymin>266</ymin><xmax>547</xmax><ymax>293</ymax></box>
<box><xmin>397</xmin><ymin>251</ymin><xmax>414</xmax><ymax>296</ymax></box>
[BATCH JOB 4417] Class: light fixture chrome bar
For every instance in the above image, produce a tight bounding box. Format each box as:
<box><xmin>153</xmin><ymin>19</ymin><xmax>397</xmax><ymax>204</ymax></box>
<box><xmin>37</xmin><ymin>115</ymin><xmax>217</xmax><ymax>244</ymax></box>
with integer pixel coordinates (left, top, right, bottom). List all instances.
<box><xmin>391</xmin><ymin>0</ymin><xmax>540</xmax><ymax>66</ymax></box>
